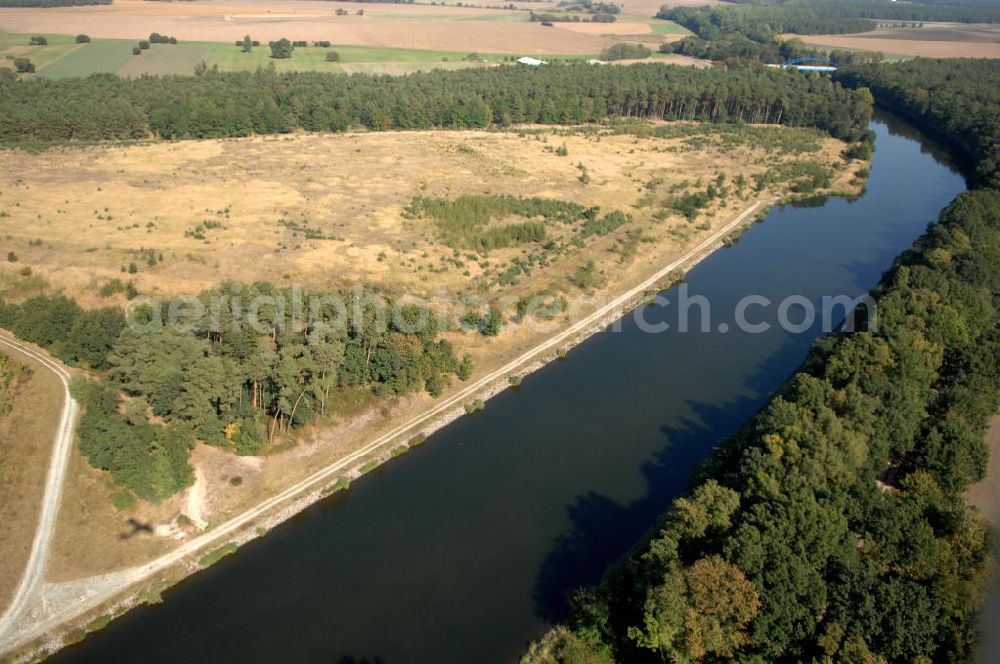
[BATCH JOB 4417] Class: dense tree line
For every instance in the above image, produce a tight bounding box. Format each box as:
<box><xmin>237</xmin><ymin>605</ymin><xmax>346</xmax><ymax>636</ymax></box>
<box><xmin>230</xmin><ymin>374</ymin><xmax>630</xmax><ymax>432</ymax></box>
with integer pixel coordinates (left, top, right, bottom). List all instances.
<box><xmin>660</xmin><ymin>0</ymin><xmax>1000</xmax><ymax>65</ymax></box>
<box><xmin>665</xmin><ymin>33</ymin><xmax>781</xmax><ymax>65</ymax></box>
<box><xmin>660</xmin><ymin>4</ymin><xmax>869</xmax><ymax>65</ymax></box>
<box><xmin>558</xmin><ymin>0</ymin><xmax>619</xmax><ymax>14</ymax></box>
<box><xmin>533</xmin><ymin>189</ymin><xmax>1000</xmax><ymax>664</ymax></box>
<box><xmin>600</xmin><ymin>43</ymin><xmax>651</xmax><ymax>62</ymax></box>
<box><xmin>658</xmin><ymin>2</ymin><xmax>875</xmax><ymax>41</ymax></box>
<box><xmin>837</xmin><ymin>58</ymin><xmax>1000</xmax><ymax>189</ymax></box>
<box><xmin>73</xmin><ymin>378</ymin><xmax>196</xmax><ymax>502</ymax></box>
<box><xmin>665</xmin><ymin>31</ymin><xmax>887</xmax><ymax>68</ymax></box>
<box><xmin>0</xmin><ymin>295</ymin><xmax>125</xmax><ymax>369</ymax></box>
<box><xmin>0</xmin><ymin>64</ymin><xmax>873</xmax><ymax>144</ymax></box>
<box><xmin>747</xmin><ymin>0</ymin><xmax>1000</xmax><ymax>23</ymax></box>
<box><xmin>0</xmin><ymin>282</ymin><xmax>468</xmax><ymax>501</ymax></box>
<box><xmin>660</xmin><ymin>0</ymin><xmax>1000</xmax><ymax>36</ymax></box>
<box><xmin>530</xmin><ymin>11</ymin><xmax>617</xmax><ymax>23</ymax></box>
<box><xmin>528</xmin><ymin>58</ymin><xmax>1000</xmax><ymax>664</ymax></box>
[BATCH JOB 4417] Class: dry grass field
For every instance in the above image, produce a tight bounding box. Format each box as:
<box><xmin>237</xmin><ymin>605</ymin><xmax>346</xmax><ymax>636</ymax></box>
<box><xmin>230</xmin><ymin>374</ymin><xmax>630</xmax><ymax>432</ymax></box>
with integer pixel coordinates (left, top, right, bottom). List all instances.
<box><xmin>1</xmin><ymin>125</ymin><xmax>849</xmax><ymax>308</ymax></box>
<box><xmin>0</xmin><ymin>342</ymin><xmax>64</xmax><ymax>612</ymax></box>
<box><xmin>794</xmin><ymin>22</ymin><xmax>1000</xmax><ymax>59</ymax></box>
<box><xmin>0</xmin><ymin>122</ymin><xmax>868</xmax><ymax>580</ymax></box>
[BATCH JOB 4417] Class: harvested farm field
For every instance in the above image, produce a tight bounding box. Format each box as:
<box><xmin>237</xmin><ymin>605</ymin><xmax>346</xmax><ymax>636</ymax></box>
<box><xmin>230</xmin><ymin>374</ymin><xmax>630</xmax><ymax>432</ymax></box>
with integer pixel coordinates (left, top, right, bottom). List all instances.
<box><xmin>794</xmin><ymin>22</ymin><xmax>1000</xmax><ymax>59</ymax></box>
<box><xmin>0</xmin><ymin>0</ymin><xmax>612</xmax><ymax>54</ymax></box>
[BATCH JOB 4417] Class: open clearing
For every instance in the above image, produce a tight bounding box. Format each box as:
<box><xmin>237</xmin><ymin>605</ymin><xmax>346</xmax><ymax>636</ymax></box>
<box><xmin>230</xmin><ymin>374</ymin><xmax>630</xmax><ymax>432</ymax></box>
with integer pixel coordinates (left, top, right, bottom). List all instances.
<box><xmin>0</xmin><ymin>125</ymin><xmax>856</xmax><ymax>308</ymax></box>
<box><xmin>0</xmin><ymin>341</ymin><xmax>64</xmax><ymax>614</ymax></box>
<box><xmin>0</xmin><ymin>122</ymin><xmax>867</xmax><ymax>582</ymax></box>
<box><xmin>794</xmin><ymin>22</ymin><xmax>1000</xmax><ymax>59</ymax></box>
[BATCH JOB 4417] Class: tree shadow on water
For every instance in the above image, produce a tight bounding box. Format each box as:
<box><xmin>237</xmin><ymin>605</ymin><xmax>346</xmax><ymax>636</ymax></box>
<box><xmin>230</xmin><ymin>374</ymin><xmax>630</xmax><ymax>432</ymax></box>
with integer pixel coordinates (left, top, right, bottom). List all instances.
<box><xmin>532</xmin><ymin>394</ymin><xmax>761</xmax><ymax>623</ymax></box>
<box><xmin>532</xmin><ymin>319</ymin><xmax>828</xmax><ymax>624</ymax></box>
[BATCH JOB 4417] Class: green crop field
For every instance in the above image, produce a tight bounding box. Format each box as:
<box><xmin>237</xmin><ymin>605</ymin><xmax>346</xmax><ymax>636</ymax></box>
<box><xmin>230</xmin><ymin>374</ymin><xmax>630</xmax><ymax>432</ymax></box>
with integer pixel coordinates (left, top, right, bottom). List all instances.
<box><xmin>34</xmin><ymin>39</ymin><xmax>135</xmax><ymax>79</ymax></box>
<box><xmin>208</xmin><ymin>44</ymin><xmax>502</xmax><ymax>66</ymax></box>
<box><xmin>0</xmin><ymin>32</ymin><xmax>82</xmax><ymax>70</ymax></box>
<box><xmin>2</xmin><ymin>31</ymin><xmax>628</xmax><ymax>80</ymax></box>
<box><xmin>206</xmin><ymin>43</ymin><xmax>513</xmax><ymax>71</ymax></box>
<box><xmin>206</xmin><ymin>43</ymin><xmax>344</xmax><ymax>73</ymax></box>
<box><xmin>8</xmin><ymin>34</ymin><xmax>214</xmax><ymax>80</ymax></box>
<box><xmin>627</xmin><ymin>18</ymin><xmax>691</xmax><ymax>36</ymax></box>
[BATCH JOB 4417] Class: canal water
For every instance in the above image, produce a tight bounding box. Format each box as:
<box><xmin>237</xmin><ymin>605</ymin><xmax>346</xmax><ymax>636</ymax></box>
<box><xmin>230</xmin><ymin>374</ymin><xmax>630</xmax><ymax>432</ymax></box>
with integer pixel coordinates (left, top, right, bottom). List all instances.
<box><xmin>51</xmin><ymin>113</ymin><xmax>967</xmax><ymax>664</ymax></box>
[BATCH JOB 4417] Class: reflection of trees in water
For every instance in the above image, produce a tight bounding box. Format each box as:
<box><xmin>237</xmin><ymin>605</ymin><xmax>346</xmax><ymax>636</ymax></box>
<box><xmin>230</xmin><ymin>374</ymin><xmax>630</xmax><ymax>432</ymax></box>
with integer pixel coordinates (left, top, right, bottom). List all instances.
<box><xmin>874</xmin><ymin>109</ymin><xmax>970</xmax><ymax>179</ymax></box>
<box><xmin>533</xmin><ymin>385</ymin><xmax>777</xmax><ymax>624</ymax></box>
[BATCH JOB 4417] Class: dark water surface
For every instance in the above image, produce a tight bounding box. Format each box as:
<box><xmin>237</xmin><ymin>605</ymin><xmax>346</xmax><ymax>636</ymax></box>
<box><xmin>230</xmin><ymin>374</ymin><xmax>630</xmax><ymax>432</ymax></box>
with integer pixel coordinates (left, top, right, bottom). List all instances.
<box><xmin>51</xmin><ymin>114</ymin><xmax>966</xmax><ymax>664</ymax></box>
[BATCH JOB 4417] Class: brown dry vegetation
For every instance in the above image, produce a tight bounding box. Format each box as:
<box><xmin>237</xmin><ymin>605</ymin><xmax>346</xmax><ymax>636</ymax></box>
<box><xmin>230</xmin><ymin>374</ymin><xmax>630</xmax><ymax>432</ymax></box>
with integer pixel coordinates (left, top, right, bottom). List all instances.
<box><xmin>0</xmin><ymin>338</ymin><xmax>64</xmax><ymax>611</ymax></box>
<box><xmin>794</xmin><ymin>22</ymin><xmax>1000</xmax><ymax>59</ymax></box>
<box><xmin>5</xmin><ymin>123</ymin><xmax>867</xmax><ymax>581</ymax></box>
<box><xmin>0</xmin><ymin>126</ymin><xmax>844</xmax><ymax>308</ymax></box>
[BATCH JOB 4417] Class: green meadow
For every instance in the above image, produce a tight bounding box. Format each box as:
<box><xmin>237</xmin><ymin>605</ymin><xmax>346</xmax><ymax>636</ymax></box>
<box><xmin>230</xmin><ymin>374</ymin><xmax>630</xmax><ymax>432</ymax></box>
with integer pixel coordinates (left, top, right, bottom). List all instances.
<box><xmin>2</xmin><ymin>32</ymin><xmax>525</xmax><ymax>78</ymax></box>
<box><xmin>621</xmin><ymin>17</ymin><xmax>692</xmax><ymax>36</ymax></box>
<box><xmin>0</xmin><ymin>32</ymin><xmax>82</xmax><ymax>70</ymax></box>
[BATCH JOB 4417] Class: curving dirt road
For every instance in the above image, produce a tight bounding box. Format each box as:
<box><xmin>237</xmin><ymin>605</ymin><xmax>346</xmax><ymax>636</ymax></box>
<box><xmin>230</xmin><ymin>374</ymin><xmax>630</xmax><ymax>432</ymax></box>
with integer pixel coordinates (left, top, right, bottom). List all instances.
<box><xmin>0</xmin><ymin>199</ymin><xmax>766</xmax><ymax>656</ymax></box>
<box><xmin>0</xmin><ymin>334</ymin><xmax>78</xmax><ymax>640</ymax></box>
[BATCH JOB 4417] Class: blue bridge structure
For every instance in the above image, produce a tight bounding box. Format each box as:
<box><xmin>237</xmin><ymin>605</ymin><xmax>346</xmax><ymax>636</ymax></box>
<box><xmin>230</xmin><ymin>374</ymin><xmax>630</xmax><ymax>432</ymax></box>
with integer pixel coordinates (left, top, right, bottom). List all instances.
<box><xmin>781</xmin><ymin>57</ymin><xmax>837</xmax><ymax>72</ymax></box>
